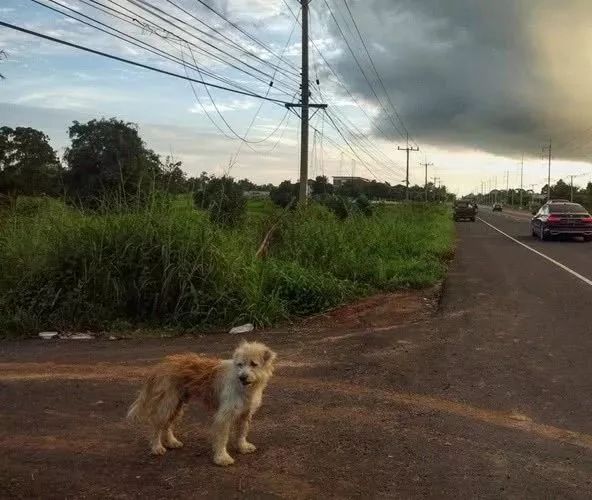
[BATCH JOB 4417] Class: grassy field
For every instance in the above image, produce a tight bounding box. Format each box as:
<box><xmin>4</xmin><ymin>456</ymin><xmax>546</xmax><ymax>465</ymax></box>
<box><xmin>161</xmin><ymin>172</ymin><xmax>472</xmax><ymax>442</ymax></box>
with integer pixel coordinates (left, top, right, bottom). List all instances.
<box><xmin>0</xmin><ymin>196</ymin><xmax>454</xmax><ymax>335</ymax></box>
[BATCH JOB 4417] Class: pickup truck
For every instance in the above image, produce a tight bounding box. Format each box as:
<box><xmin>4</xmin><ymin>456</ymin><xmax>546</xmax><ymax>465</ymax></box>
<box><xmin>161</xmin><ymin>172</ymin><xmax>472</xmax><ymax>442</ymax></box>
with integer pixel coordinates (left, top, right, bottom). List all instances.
<box><xmin>453</xmin><ymin>200</ymin><xmax>476</xmax><ymax>222</ymax></box>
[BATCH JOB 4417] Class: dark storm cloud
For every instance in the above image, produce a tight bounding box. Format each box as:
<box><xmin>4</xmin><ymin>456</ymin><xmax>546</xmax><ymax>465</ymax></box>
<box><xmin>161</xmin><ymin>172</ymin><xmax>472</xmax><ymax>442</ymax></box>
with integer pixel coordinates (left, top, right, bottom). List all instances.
<box><xmin>327</xmin><ymin>0</ymin><xmax>592</xmax><ymax>159</ymax></box>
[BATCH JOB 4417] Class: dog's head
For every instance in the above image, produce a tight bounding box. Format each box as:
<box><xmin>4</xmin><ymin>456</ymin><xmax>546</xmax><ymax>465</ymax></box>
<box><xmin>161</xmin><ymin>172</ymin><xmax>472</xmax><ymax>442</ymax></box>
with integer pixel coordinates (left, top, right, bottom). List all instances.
<box><xmin>232</xmin><ymin>340</ymin><xmax>276</xmax><ymax>387</ymax></box>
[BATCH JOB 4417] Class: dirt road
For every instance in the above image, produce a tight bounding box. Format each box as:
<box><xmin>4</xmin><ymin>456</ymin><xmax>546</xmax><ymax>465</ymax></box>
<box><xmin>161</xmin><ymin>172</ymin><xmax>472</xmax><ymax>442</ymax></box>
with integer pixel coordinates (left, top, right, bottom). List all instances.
<box><xmin>2</xmin><ymin>214</ymin><xmax>592</xmax><ymax>498</ymax></box>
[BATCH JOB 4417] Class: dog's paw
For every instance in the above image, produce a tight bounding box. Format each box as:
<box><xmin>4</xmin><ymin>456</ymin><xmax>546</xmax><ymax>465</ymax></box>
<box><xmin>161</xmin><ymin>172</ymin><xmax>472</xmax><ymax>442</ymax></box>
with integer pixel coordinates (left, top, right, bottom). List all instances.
<box><xmin>238</xmin><ymin>441</ymin><xmax>257</xmax><ymax>454</ymax></box>
<box><xmin>151</xmin><ymin>444</ymin><xmax>167</xmax><ymax>456</ymax></box>
<box><xmin>166</xmin><ymin>437</ymin><xmax>184</xmax><ymax>449</ymax></box>
<box><xmin>213</xmin><ymin>452</ymin><xmax>235</xmax><ymax>466</ymax></box>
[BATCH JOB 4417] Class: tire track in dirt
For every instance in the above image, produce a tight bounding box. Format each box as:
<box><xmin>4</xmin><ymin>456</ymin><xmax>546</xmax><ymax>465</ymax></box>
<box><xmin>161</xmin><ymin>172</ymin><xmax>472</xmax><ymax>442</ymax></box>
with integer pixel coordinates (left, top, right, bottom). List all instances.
<box><xmin>4</xmin><ymin>360</ymin><xmax>592</xmax><ymax>453</ymax></box>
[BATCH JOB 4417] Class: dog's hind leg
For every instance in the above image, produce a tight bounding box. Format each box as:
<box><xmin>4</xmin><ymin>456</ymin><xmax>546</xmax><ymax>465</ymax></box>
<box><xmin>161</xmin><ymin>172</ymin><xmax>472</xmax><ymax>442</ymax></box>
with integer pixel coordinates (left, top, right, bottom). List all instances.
<box><xmin>149</xmin><ymin>381</ymin><xmax>181</xmax><ymax>455</ymax></box>
<box><xmin>211</xmin><ymin>407</ymin><xmax>235</xmax><ymax>466</ymax></box>
<box><xmin>164</xmin><ymin>402</ymin><xmax>185</xmax><ymax>449</ymax></box>
<box><xmin>150</xmin><ymin>428</ymin><xmax>167</xmax><ymax>456</ymax></box>
<box><xmin>236</xmin><ymin>411</ymin><xmax>256</xmax><ymax>454</ymax></box>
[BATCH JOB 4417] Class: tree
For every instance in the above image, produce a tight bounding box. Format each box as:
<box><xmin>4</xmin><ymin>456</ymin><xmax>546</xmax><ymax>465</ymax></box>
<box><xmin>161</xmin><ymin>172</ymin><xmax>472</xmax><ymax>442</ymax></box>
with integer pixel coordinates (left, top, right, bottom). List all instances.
<box><xmin>158</xmin><ymin>156</ymin><xmax>187</xmax><ymax>194</ymax></box>
<box><xmin>64</xmin><ymin>118</ymin><xmax>161</xmax><ymax>207</ymax></box>
<box><xmin>237</xmin><ymin>178</ymin><xmax>257</xmax><ymax>191</ymax></box>
<box><xmin>193</xmin><ymin>175</ymin><xmax>246</xmax><ymax>226</ymax></box>
<box><xmin>270</xmin><ymin>180</ymin><xmax>298</xmax><ymax>208</ymax></box>
<box><xmin>0</xmin><ymin>126</ymin><xmax>63</xmax><ymax>197</ymax></box>
<box><xmin>311</xmin><ymin>175</ymin><xmax>333</xmax><ymax>196</ymax></box>
<box><xmin>550</xmin><ymin>179</ymin><xmax>571</xmax><ymax>200</ymax></box>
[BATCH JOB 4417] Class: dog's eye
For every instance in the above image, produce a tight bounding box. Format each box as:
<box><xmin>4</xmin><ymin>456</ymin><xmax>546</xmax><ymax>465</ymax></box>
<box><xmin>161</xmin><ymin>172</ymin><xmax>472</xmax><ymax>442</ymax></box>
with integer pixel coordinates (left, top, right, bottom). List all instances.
<box><xmin>250</xmin><ymin>361</ymin><xmax>258</xmax><ymax>368</ymax></box>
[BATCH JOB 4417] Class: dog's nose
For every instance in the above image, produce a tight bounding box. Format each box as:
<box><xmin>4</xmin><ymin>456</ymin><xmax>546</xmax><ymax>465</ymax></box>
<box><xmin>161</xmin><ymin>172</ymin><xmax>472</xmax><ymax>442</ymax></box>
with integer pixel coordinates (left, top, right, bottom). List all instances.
<box><xmin>239</xmin><ymin>374</ymin><xmax>248</xmax><ymax>383</ymax></box>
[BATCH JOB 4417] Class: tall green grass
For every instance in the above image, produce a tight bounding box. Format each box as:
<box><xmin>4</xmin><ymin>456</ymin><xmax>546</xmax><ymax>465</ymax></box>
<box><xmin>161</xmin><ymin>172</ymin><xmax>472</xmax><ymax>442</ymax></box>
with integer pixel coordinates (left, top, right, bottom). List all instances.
<box><xmin>0</xmin><ymin>197</ymin><xmax>453</xmax><ymax>334</ymax></box>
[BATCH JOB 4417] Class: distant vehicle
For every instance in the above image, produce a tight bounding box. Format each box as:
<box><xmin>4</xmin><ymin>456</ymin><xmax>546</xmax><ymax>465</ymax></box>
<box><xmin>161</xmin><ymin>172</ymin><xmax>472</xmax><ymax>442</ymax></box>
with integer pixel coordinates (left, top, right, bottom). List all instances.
<box><xmin>492</xmin><ymin>203</ymin><xmax>502</xmax><ymax>211</ymax></box>
<box><xmin>531</xmin><ymin>202</ymin><xmax>592</xmax><ymax>241</ymax></box>
<box><xmin>454</xmin><ymin>200</ymin><xmax>476</xmax><ymax>222</ymax></box>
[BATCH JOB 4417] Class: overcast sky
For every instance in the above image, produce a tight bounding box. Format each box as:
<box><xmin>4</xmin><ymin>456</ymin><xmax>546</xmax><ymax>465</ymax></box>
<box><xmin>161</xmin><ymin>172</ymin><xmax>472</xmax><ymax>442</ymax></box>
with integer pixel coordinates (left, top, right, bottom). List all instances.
<box><xmin>2</xmin><ymin>0</ymin><xmax>592</xmax><ymax>194</ymax></box>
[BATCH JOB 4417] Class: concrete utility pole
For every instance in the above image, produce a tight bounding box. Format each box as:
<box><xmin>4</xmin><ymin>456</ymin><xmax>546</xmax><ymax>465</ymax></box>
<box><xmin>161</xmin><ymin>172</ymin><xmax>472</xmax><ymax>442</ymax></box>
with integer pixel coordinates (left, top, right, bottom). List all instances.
<box><xmin>494</xmin><ymin>176</ymin><xmax>498</xmax><ymax>203</ymax></box>
<box><xmin>520</xmin><ymin>154</ymin><xmax>524</xmax><ymax>208</ymax></box>
<box><xmin>431</xmin><ymin>176</ymin><xmax>440</xmax><ymax>202</ymax></box>
<box><xmin>543</xmin><ymin>139</ymin><xmax>552</xmax><ymax>201</ymax></box>
<box><xmin>420</xmin><ymin>159</ymin><xmax>433</xmax><ymax>202</ymax></box>
<box><xmin>398</xmin><ymin>137</ymin><xmax>419</xmax><ymax>201</ymax></box>
<box><xmin>297</xmin><ymin>0</ymin><xmax>309</xmax><ymax>205</ymax></box>
<box><xmin>286</xmin><ymin>0</ymin><xmax>327</xmax><ymax>205</ymax></box>
<box><xmin>567</xmin><ymin>173</ymin><xmax>587</xmax><ymax>202</ymax></box>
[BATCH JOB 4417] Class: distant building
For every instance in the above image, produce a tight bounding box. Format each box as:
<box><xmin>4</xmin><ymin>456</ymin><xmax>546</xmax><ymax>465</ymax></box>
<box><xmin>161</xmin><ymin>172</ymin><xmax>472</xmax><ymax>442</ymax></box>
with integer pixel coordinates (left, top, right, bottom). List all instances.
<box><xmin>332</xmin><ymin>176</ymin><xmax>371</xmax><ymax>189</ymax></box>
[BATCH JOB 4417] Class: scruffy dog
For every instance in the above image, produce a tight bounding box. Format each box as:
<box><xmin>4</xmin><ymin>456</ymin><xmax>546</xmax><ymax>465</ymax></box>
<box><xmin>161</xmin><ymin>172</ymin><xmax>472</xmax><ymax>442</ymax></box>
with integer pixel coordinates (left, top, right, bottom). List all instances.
<box><xmin>127</xmin><ymin>340</ymin><xmax>277</xmax><ymax>466</ymax></box>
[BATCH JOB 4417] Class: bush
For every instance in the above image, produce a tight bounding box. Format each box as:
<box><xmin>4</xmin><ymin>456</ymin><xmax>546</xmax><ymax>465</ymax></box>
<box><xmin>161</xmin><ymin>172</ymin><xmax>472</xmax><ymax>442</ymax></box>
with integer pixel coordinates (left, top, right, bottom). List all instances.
<box><xmin>270</xmin><ymin>180</ymin><xmax>298</xmax><ymax>208</ymax></box>
<box><xmin>272</xmin><ymin>203</ymin><xmax>453</xmax><ymax>290</ymax></box>
<box><xmin>355</xmin><ymin>195</ymin><xmax>373</xmax><ymax>216</ymax></box>
<box><xmin>64</xmin><ymin>118</ymin><xmax>161</xmax><ymax>209</ymax></box>
<box><xmin>193</xmin><ymin>176</ymin><xmax>246</xmax><ymax>227</ymax></box>
<box><xmin>321</xmin><ymin>194</ymin><xmax>352</xmax><ymax>220</ymax></box>
<box><xmin>0</xmin><ymin>197</ymin><xmax>453</xmax><ymax>335</ymax></box>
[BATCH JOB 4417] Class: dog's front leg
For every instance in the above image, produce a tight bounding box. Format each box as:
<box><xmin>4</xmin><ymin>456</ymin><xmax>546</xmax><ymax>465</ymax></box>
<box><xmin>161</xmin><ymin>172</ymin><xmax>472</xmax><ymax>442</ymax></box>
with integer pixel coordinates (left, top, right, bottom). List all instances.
<box><xmin>211</xmin><ymin>407</ymin><xmax>235</xmax><ymax>466</ymax></box>
<box><xmin>236</xmin><ymin>411</ymin><xmax>256</xmax><ymax>454</ymax></box>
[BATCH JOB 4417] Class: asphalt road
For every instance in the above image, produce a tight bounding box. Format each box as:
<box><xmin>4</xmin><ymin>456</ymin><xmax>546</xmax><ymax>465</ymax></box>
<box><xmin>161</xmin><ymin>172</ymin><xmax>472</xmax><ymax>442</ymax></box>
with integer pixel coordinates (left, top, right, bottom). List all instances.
<box><xmin>2</xmin><ymin>212</ymin><xmax>592</xmax><ymax>498</ymax></box>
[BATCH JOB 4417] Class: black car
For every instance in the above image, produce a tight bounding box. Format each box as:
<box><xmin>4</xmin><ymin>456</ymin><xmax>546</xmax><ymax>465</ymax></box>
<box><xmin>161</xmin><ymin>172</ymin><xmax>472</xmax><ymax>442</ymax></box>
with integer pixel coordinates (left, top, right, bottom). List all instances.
<box><xmin>453</xmin><ymin>200</ymin><xmax>476</xmax><ymax>221</ymax></box>
<box><xmin>531</xmin><ymin>202</ymin><xmax>592</xmax><ymax>241</ymax></box>
<box><xmin>492</xmin><ymin>203</ymin><xmax>502</xmax><ymax>211</ymax></box>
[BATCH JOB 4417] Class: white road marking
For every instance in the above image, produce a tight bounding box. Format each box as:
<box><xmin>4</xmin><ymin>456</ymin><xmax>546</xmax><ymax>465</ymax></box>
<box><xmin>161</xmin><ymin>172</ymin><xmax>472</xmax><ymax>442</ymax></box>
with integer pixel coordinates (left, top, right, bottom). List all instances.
<box><xmin>477</xmin><ymin>217</ymin><xmax>592</xmax><ymax>287</ymax></box>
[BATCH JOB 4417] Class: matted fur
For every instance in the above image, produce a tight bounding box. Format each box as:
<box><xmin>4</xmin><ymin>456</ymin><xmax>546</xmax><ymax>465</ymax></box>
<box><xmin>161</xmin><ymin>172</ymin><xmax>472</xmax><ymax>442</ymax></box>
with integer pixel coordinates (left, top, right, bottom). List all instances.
<box><xmin>128</xmin><ymin>341</ymin><xmax>277</xmax><ymax>466</ymax></box>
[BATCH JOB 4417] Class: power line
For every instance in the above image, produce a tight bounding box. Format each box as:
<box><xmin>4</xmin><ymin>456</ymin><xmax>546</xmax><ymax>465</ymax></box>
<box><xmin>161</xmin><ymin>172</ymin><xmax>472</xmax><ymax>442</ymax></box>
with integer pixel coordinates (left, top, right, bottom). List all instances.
<box><xmin>324</xmin><ymin>110</ymin><xmax>380</xmax><ymax>180</ymax></box>
<box><xmin>160</xmin><ymin>0</ymin><xmax>301</xmax><ymax>81</ymax></box>
<box><xmin>125</xmin><ymin>0</ymin><xmax>298</xmax><ymax>91</ymax></box>
<box><xmin>229</xmin><ymin>9</ymin><xmax>301</xmax><ymax>161</ymax></box>
<box><xmin>398</xmin><ymin>142</ymin><xmax>419</xmax><ymax>200</ymax></box>
<box><xmin>193</xmin><ymin>0</ymin><xmax>302</xmax><ymax>76</ymax></box>
<box><xmin>292</xmin><ymin>1</ymin><xmax>413</xmax><ymax>184</ymax></box>
<box><xmin>0</xmin><ymin>20</ymin><xmax>292</xmax><ymax>105</ymax></box>
<box><xmin>340</xmin><ymin>0</ymin><xmax>415</xmax><ymax>147</ymax></box>
<box><xmin>30</xmin><ymin>0</ymin><xmax>295</xmax><ymax>99</ymax></box>
<box><xmin>77</xmin><ymin>0</ymin><xmax>299</xmax><ymax>96</ymax></box>
<box><xmin>282</xmin><ymin>0</ymin><xmax>394</xmax><ymax>144</ymax></box>
<box><xmin>325</xmin><ymin>108</ymin><xmax>405</xmax><ymax>180</ymax></box>
<box><xmin>322</xmin><ymin>0</ymin><xmax>407</xmax><ymax>142</ymax></box>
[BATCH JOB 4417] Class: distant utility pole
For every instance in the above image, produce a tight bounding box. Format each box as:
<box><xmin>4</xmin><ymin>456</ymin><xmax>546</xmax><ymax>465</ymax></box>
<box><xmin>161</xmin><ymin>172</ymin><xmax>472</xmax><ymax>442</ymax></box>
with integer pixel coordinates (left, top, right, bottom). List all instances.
<box><xmin>519</xmin><ymin>154</ymin><xmax>524</xmax><ymax>208</ymax></box>
<box><xmin>494</xmin><ymin>176</ymin><xmax>498</xmax><ymax>203</ymax></box>
<box><xmin>543</xmin><ymin>139</ymin><xmax>552</xmax><ymax>201</ymax></box>
<box><xmin>567</xmin><ymin>173</ymin><xmax>587</xmax><ymax>202</ymax></box>
<box><xmin>420</xmin><ymin>159</ymin><xmax>433</xmax><ymax>202</ymax></box>
<box><xmin>398</xmin><ymin>137</ymin><xmax>419</xmax><ymax>201</ymax></box>
<box><xmin>431</xmin><ymin>176</ymin><xmax>440</xmax><ymax>202</ymax></box>
<box><xmin>286</xmin><ymin>0</ymin><xmax>327</xmax><ymax>205</ymax></box>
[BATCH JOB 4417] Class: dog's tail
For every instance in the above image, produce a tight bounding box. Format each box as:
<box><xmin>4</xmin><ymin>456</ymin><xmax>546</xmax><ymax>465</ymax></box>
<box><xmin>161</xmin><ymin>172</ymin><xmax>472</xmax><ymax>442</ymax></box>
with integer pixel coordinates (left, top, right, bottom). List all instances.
<box><xmin>127</xmin><ymin>377</ymin><xmax>153</xmax><ymax>422</ymax></box>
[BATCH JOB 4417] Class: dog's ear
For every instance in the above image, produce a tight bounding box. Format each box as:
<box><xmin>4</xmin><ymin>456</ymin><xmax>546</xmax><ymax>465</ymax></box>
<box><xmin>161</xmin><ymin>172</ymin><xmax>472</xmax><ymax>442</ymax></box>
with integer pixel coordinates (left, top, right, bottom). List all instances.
<box><xmin>263</xmin><ymin>348</ymin><xmax>276</xmax><ymax>365</ymax></box>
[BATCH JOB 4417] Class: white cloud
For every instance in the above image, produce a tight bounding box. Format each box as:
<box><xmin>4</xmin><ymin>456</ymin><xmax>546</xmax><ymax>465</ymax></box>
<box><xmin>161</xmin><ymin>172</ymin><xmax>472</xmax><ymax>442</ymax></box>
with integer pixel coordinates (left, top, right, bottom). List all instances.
<box><xmin>189</xmin><ymin>98</ymin><xmax>256</xmax><ymax>115</ymax></box>
<box><xmin>14</xmin><ymin>87</ymin><xmax>129</xmax><ymax>110</ymax></box>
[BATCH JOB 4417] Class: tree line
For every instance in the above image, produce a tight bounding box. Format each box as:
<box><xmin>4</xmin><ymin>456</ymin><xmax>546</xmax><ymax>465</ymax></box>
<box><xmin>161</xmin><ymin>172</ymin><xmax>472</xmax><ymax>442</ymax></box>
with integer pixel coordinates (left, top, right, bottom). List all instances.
<box><xmin>470</xmin><ymin>179</ymin><xmax>592</xmax><ymax>210</ymax></box>
<box><xmin>0</xmin><ymin>117</ymin><xmax>451</xmax><ymax>210</ymax></box>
